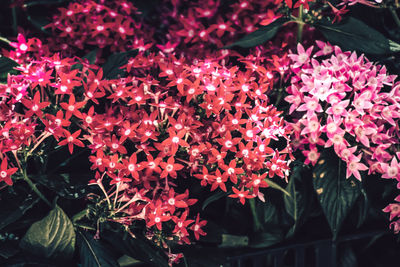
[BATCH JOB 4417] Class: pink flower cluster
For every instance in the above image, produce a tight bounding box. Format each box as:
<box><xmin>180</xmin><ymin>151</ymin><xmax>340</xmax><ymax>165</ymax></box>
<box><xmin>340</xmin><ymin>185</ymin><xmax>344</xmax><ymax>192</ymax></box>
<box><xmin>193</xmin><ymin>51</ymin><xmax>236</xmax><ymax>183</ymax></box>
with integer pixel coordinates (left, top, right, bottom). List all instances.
<box><xmin>286</xmin><ymin>42</ymin><xmax>400</xmax><ymax>229</ymax></box>
<box><xmin>287</xmin><ymin>42</ymin><xmax>399</xmax><ymax>180</ymax></box>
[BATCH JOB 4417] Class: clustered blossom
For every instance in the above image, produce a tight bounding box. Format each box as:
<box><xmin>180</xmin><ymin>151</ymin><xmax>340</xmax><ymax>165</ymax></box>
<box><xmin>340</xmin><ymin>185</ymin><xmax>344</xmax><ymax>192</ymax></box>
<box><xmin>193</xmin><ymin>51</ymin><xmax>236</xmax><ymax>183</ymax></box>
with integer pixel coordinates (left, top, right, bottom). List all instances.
<box><xmin>0</xmin><ymin>29</ymin><xmax>293</xmax><ymax>263</ymax></box>
<box><xmin>39</xmin><ymin>0</ymin><xmax>297</xmax><ymax>60</ymax></box>
<box><xmin>285</xmin><ymin>42</ymin><xmax>400</xmax><ymax>231</ymax></box>
<box><xmin>44</xmin><ymin>0</ymin><xmax>152</xmax><ymax>55</ymax></box>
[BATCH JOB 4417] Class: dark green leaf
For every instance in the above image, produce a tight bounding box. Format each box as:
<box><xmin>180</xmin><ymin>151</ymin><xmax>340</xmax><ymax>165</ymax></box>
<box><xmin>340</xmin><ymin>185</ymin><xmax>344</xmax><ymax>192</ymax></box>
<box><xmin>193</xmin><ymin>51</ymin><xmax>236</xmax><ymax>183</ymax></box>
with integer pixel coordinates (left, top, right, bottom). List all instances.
<box><xmin>102</xmin><ymin>50</ymin><xmax>137</xmax><ymax>79</ymax></box>
<box><xmin>77</xmin><ymin>231</ymin><xmax>119</xmax><ymax>267</ymax></box>
<box><xmin>284</xmin><ymin>165</ymin><xmax>313</xmax><ymax>238</ymax></box>
<box><xmin>0</xmin><ymin>240</ymin><xmax>19</xmax><ymax>259</ymax></box>
<box><xmin>315</xmin><ymin>17</ymin><xmax>400</xmax><ymax>55</ymax></box>
<box><xmin>27</xmin><ymin>16</ymin><xmax>51</xmax><ymax>35</ymax></box>
<box><xmin>313</xmin><ymin>149</ymin><xmax>362</xmax><ymax>240</ymax></box>
<box><xmin>224</xmin><ymin>18</ymin><xmax>289</xmax><ymax>48</ymax></box>
<box><xmin>338</xmin><ymin>244</ymin><xmax>357</xmax><ymax>267</ymax></box>
<box><xmin>265</xmin><ymin>178</ymin><xmax>290</xmax><ymax>197</ymax></box>
<box><xmin>24</xmin><ymin>0</ymin><xmax>71</xmax><ymax>7</ymax></box>
<box><xmin>36</xmin><ymin>173</ymin><xmax>91</xmax><ymax>199</ymax></box>
<box><xmin>202</xmin><ymin>191</ymin><xmax>227</xmax><ymax>210</ymax></box>
<box><xmin>102</xmin><ymin>230</ymin><xmax>169</xmax><ymax>267</ymax></box>
<box><xmin>248</xmin><ymin>226</ymin><xmax>285</xmax><ymax>248</ymax></box>
<box><xmin>355</xmin><ymin>189</ymin><xmax>368</xmax><ymax>228</ymax></box>
<box><xmin>219</xmin><ymin>234</ymin><xmax>248</xmax><ymax>248</ymax></box>
<box><xmin>71</xmin><ymin>50</ymin><xmax>98</xmax><ymax>70</ymax></box>
<box><xmin>0</xmin><ymin>57</ymin><xmax>18</xmax><ymax>78</ymax></box>
<box><xmin>19</xmin><ymin>206</ymin><xmax>75</xmax><ymax>260</ymax></box>
<box><xmin>0</xmin><ymin>193</ymin><xmax>39</xmax><ymax>231</ymax></box>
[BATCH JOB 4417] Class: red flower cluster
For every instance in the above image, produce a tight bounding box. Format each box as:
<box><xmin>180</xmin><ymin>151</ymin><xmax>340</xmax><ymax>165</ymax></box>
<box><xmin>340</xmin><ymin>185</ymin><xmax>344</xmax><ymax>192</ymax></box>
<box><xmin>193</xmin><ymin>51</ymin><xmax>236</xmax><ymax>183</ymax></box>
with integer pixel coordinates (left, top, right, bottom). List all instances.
<box><xmin>44</xmin><ymin>0</ymin><xmax>152</xmax><ymax>55</ymax></box>
<box><xmin>0</xmin><ymin>28</ymin><xmax>293</xmax><ymax>261</ymax></box>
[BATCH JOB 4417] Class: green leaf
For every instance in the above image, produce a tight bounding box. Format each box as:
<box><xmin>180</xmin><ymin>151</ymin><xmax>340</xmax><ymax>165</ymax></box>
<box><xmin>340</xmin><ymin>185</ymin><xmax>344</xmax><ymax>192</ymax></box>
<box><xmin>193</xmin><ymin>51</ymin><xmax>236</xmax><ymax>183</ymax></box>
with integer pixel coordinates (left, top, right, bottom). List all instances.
<box><xmin>202</xmin><ymin>191</ymin><xmax>227</xmax><ymax>210</ymax></box>
<box><xmin>77</xmin><ymin>231</ymin><xmax>119</xmax><ymax>267</ymax></box>
<box><xmin>338</xmin><ymin>244</ymin><xmax>357</xmax><ymax>267</ymax></box>
<box><xmin>315</xmin><ymin>17</ymin><xmax>400</xmax><ymax>55</ymax></box>
<box><xmin>71</xmin><ymin>50</ymin><xmax>98</xmax><ymax>70</ymax></box>
<box><xmin>102</xmin><ymin>50</ymin><xmax>137</xmax><ymax>79</ymax></box>
<box><xmin>19</xmin><ymin>206</ymin><xmax>75</xmax><ymax>260</ymax></box>
<box><xmin>0</xmin><ymin>192</ymin><xmax>39</xmax><ymax>231</ymax></box>
<box><xmin>265</xmin><ymin>178</ymin><xmax>290</xmax><ymax>197</ymax></box>
<box><xmin>0</xmin><ymin>57</ymin><xmax>18</xmax><ymax>80</ymax></box>
<box><xmin>248</xmin><ymin>226</ymin><xmax>285</xmax><ymax>248</ymax></box>
<box><xmin>24</xmin><ymin>0</ymin><xmax>72</xmax><ymax>7</ymax></box>
<box><xmin>284</xmin><ymin>165</ymin><xmax>313</xmax><ymax>237</ymax></box>
<box><xmin>224</xmin><ymin>18</ymin><xmax>289</xmax><ymax>48</ymax></box>
<box><xmin>313</xmin><ymin>149</ymin><xmax>362</xmax><ymax>240</ymax></box>
<box><xmin>102</xmin><ymin>230</ymin><xmax>169</xmax><ymax>267</ymax></box>
<box><xmin>36</xmin><ymin>173</ymin><xmax>91</xmax><ymax>199</ymax></box>
<box><xmin>27</xmin><ymin>16</ymin><xmax>51</xmax><ymax>35</ymax></box>
<box><xmin>355</xmin><ymin>189</ymin><xmax>369</xmax><ymax>228</ymax></box>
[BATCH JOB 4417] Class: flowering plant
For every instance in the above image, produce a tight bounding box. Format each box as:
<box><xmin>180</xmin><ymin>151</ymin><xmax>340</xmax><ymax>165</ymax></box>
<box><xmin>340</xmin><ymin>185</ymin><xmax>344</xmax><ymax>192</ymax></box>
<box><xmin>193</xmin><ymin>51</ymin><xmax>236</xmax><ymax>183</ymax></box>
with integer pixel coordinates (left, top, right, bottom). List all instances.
<box><xmin>1</xmin><ymin>0</ymin><xmax>400</xmax><ymax>266</ymax></box>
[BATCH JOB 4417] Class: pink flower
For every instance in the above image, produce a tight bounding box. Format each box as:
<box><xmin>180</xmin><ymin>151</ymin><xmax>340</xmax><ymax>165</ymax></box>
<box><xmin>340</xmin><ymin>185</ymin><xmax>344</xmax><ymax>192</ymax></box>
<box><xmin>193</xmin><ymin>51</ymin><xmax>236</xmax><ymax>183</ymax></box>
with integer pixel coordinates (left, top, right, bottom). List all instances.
<box><xmin>288</xmin><ymin>43</ymin><xmax>313</xmax><ymax>69</ymax></box>
<box><xmin>346</xmin><ymin>155</ymin><xmax>368</xmax><ymax>181</ymax></box>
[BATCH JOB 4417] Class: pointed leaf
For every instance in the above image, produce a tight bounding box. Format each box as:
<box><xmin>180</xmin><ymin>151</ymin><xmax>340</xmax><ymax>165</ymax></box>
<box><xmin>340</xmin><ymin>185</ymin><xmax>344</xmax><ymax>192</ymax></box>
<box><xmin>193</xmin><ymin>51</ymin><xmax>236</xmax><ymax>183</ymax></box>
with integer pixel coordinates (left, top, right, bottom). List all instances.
<box><xmin>0</xmin><ymin>193</ymin><xmax>39</xmax><ymax>231</ymax></box>
<box><xmin>313</xmin><ymin>149</ymin><xmax>362</xmax><ymax>239</ymax></box>
<box><xmin>0</xmin><ymin>57</ymin><xmax>18</xmax><ymax>79</ymax></box>
<box><xmin>102</xmin><ymin>230</ymin><xmax>169</xmax><ymax>267</ymax></box>
<box><xmin>284</xmin><ymin>165</ymin><xmax>313</xmax><ymax>237</ymax></box>
<box><xmin>224</xmin><ymin>18</ymin><xmax>289</xmax><ymax>48</ymax></box>
<box><xmin>27</xmin><ymin>16</ymin><xmax>51</xmax><ymax>35</ymax></box>
<box><xmin>77</xmin><ymin>231</ymin><xmax>119</xmax><ymax>267</ymax></box>
<box><xmin>315</xmin><ymin>17</ymin><xmax>400</xmax><ymax>55</ymax></box>
<box><xmin>102</xmin><ymin>50</ymin><xmax>137</xmax><ymax>79</ymax></box>
<box><xmin>202</xmin><ymin>191</ymin><xmax>227</xmax><ymax>210</ymax></box>
<box><xmin>19</xmin><ymin>206</ymin><xmax>75</xmax><ymax>260</ymax></box>
<box><xmin>71</xmin><ymin>49</ymin><xmax>98</xmax><ymax>70</ymax></box>
<box><xmin>265</xmin><ymin>178</ymin><xmax>291</xmax><ymax>197</ymax></box>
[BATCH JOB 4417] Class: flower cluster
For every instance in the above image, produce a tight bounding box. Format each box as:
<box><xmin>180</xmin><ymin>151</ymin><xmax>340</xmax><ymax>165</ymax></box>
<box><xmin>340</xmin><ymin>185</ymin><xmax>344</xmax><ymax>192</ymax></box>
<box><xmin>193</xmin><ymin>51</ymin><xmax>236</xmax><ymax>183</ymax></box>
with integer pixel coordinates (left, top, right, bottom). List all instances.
<box><xmin>159</xmin><ymin>0</ymin><xmax>281</xmax><ymax>58</ymax></box>
<box><xmin>285</xmin><ymin>42</ymin><xmax>400</xmax><ymax>230</ymax></box>
<box><xmin>44</xmin><ymin>0</ymin><xmax>152</xmax><ymax>55</ymax></box>
<box><xmin>0</xmin><ymin>30</ymin><xmax>293</xmax><ymax>262</ymax></box>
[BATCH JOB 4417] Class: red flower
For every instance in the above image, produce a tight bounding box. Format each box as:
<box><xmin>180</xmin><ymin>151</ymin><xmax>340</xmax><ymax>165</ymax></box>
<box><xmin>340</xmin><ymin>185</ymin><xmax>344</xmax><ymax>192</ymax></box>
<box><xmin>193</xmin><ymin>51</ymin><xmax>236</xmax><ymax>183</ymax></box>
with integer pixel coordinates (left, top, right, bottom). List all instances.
<box><xmin>58</xmin><ymin>129</ymin><xmax>84</xmax><ymax>154</ymax></box>
<box><xmin>160</xmin><ymin>157</ymin><xmax>184</xmax><ymax>179</ymax></box>
<box><xmin>0</xmin><ymin>157</ymin><xmax>18</xmax><ymax>185</ymax></box>
<box><xmin>191</xmin><ymin>214</ymin><xmax>207</xmax><ymax>240</ymax></box>
<box><xmin>229</xmin><ymin>187</ymin><xmax>254</xmax><ymax>205</ymax></box>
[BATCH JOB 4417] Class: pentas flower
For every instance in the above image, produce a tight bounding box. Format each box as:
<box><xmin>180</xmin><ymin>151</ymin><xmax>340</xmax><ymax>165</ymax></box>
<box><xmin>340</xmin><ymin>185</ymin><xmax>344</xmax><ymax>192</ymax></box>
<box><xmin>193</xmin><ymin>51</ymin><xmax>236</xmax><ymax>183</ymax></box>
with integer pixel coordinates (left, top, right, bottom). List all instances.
<box><xmin>286</xmin><ymin>42</ymin><xmax>400</xmax><ymax>233</ymax></box>
<box><xmin>0</xmin><ymin>158</ymin><xmax>18</xmax><ymax>185</ymax></box>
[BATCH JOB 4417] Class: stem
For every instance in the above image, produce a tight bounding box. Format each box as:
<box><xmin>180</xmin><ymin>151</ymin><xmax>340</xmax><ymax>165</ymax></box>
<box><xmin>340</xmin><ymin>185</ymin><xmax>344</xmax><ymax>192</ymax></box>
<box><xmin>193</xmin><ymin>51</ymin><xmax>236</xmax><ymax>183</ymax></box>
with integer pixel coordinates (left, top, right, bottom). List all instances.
<box><xmin>23</xmin><ymin>171</ymin><xmax>52</xmax><ymax>207</ymax></box>
<box><xmin>390</xmin><ymin>7</ymin><xmax>400</xmax><ymax>28</ymax></box>
<box><xmin>274</xmin><ymin>88</ymin><xmax>284</xmax><ymax>107</ymax></box>
<box><xmin>20</xmin><ymin>152</ymin><xmax>51</xmax><ymax>207</ymax></box>
<box><xmin>27</xmin><ymin>132</ymin><xmax>51</xmax><ymax>157</ymax></box>
<box><xmin>113</xmin><ymin>182</ymin><xmax>120</xmax><ymax>209</ymax></box>
<box><xmin>74</xmin><ymin>223</ymin><xmax>96</xmax><ymax>231</ymax></box>
<box><xmin>249</xmin><ymin>198</ymin><xmax>262</xmax><ymax>231</ymax></box>
<box><xmin>297</xmin><ymin>5</ymin><xmax>304</xmax><ymax>43</ymax></box>
<box><xmin>0</xmin><ymin>36</ymin><xmax>11</xmax><ymax>45</ymax></box>
<box><xmin>72</xmin><ymin>208</ymin><xmax>89</xmax><ymax>223</ymax></box>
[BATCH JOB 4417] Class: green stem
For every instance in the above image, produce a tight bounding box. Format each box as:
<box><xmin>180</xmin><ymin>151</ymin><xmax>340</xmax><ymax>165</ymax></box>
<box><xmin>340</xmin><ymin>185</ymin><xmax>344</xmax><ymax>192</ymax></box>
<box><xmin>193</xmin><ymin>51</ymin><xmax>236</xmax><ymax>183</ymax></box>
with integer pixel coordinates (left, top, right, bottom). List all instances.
<box><xmin>74</xmin><ymin>223</ymin><xmax>96</xmax><ymax>231</ymax></box>
<box><xmin>21</xmin><ymin>152</ymin><xmax>52</xmax><ymax>207</ymax></box>
<box><xmin>72</xmin><ymin>208</ymin><xmax>89</xmax><ymax>223</ymax></box>
<box><xmin>390</xmin><ymin>7</ymin><xmax>400</xmax><ymax>28</ymax></box>
<box><xmin>297</xmin><ymin>5</ymin><xmax>304</xmax><ymax>43</ymax></box>
<box><xmin>249</xmin><ymin>198</ymin><xmax>262</xmax><ymax>231</ymax></box>
<box><xmin>23</xmin><ymin>171</ymin><xmax>52</xmax><ymax>207</ymax></box>
<box><xmin>0</xmin><ymin>36</ymin><xmax>11</xmax><ymax>45</ymax></box>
